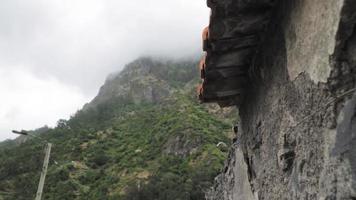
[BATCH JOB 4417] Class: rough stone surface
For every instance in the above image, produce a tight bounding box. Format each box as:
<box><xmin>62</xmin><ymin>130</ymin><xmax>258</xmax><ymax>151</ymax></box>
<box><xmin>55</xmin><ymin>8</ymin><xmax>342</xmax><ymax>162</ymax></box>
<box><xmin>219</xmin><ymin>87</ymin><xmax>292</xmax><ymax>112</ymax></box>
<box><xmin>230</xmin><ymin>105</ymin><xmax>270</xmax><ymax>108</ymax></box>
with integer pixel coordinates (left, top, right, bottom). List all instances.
<box><xmin>206</xmin><ymin>141</ymin><xmax>256</xmax><ymax>200</ymax></box>
<box><xmin>207</xmin><ymin>0</ymin><xmax>356</xmax><ymax>199</ymax></box>
<box><xmin>285</xmin><ymin>0</ymin><xmax>344</xmax><ymax>83</ymax></box>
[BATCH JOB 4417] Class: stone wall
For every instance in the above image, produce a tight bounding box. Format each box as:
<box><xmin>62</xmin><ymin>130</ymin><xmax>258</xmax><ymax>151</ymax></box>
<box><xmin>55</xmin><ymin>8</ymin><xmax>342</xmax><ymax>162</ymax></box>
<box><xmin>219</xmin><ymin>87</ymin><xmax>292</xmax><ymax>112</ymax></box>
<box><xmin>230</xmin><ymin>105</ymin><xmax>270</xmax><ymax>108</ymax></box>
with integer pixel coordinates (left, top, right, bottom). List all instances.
<box><xmin>207</xmin><ymin>0</ymin><xmax>356</xmax><ymax>199</ymax></box>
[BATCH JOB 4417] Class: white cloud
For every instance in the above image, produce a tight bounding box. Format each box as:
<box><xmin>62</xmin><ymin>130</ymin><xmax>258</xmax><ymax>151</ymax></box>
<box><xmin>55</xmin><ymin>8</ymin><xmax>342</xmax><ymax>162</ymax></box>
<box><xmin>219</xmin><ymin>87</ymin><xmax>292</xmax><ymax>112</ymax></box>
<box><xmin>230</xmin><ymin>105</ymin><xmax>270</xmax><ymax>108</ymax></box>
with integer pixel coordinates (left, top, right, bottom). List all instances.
<box><xmin>0</xmin><ymin>0</ymin><xmax>209</xmax><ymax>141</ymax></box>
<box><xmin>0</xmin><ymin>67</ymin><xmax>90</xmax><ymax>141</ymax></box>
<box><xmin>0</xmin><ymin>0</ymin><xmax>209</xmax><ymax>94</ymax></box>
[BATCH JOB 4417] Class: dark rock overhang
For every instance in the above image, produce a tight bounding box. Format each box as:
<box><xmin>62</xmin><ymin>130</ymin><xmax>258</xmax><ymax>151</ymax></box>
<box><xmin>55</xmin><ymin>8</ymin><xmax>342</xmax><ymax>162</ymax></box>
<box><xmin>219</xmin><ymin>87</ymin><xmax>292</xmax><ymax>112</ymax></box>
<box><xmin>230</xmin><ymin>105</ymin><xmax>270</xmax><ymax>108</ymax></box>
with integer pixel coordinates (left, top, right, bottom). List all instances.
<box><xmin>198</xmin><ymin>0</ymin><xmax>276</xmax><ymax>107</ymax></box>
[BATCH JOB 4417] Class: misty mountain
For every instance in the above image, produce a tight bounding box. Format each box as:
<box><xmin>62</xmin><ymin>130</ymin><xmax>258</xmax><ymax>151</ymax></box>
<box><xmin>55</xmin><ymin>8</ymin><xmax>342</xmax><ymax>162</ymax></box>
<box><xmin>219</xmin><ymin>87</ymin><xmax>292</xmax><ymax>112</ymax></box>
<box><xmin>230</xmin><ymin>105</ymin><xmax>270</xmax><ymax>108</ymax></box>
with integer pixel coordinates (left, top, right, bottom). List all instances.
<box><xmin>0</xmin><ymin>57</ymin><xmax>236</xmax><ymax>200</ymax></box>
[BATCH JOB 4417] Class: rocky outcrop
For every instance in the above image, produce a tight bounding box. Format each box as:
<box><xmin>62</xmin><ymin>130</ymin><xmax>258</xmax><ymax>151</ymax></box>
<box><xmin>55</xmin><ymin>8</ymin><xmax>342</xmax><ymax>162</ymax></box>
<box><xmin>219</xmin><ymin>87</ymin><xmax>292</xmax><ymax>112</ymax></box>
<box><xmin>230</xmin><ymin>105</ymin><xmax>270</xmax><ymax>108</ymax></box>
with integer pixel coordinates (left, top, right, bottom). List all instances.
<box><xmin>206</xmin><ymin>0</ymin><xmax>356</xmax><ymax>199</ymax></box>
<box><xmin>206</xmin><ymin>141</ymin><xmax>256</xmax><ymax>200</ymax></box>
<box><xmin>198</xmin><ymin>0</ymin><xmax>276</xmax><ymax>107</ymax></box>
<box><xmin>84</xmin><ymin>57</ymin><xmax>197</xmax><ymax>109</ymax></box>
<box><xmin>163</xmin><ymin>133</ymin><xmax>202</xmax><ymax>157</ymax></box>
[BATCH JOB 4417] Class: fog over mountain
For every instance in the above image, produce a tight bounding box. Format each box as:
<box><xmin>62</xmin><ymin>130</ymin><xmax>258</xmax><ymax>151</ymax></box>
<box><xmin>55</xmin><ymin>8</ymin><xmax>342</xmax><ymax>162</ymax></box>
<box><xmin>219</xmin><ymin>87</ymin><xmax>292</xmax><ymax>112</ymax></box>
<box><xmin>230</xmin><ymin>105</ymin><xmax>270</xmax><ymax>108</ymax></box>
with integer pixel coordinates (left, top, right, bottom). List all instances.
<box><xmin>0</xmin><ymin>0</ymin><xmax>209</xmax><ymax>141</ymax></box>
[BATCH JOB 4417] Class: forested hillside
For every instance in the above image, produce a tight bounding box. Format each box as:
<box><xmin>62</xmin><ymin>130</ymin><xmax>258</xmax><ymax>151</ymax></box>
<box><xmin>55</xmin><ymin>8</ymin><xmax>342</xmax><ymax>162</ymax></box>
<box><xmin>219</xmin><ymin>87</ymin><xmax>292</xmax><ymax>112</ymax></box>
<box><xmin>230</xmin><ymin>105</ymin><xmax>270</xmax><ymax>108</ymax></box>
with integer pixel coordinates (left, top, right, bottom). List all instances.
<box><xmin>0</xmin><ymin>58</ymin><xmax>236</xmax><ymax>200</ymax></box>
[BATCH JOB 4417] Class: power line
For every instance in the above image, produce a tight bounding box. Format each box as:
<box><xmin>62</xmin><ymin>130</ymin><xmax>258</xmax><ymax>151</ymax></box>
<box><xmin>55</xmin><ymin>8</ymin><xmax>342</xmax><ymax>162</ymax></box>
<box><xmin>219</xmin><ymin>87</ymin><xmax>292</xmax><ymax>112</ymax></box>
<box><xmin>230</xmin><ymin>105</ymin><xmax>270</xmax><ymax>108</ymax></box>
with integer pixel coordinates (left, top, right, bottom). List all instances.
<box><xmin>286</xmin><ymin>87</ymin><xmax>356</xmax><ymax>134</ymax></box>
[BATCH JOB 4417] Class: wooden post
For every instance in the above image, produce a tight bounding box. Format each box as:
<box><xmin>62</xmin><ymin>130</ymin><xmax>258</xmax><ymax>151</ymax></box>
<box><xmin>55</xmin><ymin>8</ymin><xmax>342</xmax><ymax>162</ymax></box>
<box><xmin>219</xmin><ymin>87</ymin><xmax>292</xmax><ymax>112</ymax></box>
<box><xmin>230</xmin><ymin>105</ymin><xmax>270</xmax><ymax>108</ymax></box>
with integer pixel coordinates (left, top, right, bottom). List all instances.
<box><xmin>35</xmin><ymin>143</ymin><xmax>52</xmax><ymax>200</ymax></box>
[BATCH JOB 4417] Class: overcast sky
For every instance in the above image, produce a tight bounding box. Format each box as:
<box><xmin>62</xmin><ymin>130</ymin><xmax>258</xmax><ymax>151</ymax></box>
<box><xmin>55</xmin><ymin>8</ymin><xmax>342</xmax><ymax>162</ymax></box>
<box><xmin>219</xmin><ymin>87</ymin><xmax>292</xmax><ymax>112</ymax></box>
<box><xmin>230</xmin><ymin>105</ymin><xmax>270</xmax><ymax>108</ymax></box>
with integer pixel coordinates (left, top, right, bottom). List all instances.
<box><xmin>0</xmin><ymin>0</ymin><xmax>209</xmax><ymax>141</ymax></box>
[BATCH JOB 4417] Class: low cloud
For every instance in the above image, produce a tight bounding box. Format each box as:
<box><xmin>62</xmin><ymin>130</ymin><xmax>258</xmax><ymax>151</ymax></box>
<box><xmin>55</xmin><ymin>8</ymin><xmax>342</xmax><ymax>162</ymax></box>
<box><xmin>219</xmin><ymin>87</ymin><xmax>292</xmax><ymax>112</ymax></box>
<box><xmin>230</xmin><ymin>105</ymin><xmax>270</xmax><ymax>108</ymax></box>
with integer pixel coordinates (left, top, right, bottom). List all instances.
<box><xmin>0</xmin><ymin>68</ymin><xmax>90</xmax><ymax>141</ymax></box>
<box><xmin>0</xmin><ymin>0</ymin><xmax>209</xmax><ymax>141</ymax></box>
<box><xmin>0</xmin><ymin>0</ymin><xmax>209</xmax><ymax>94</ymax></box>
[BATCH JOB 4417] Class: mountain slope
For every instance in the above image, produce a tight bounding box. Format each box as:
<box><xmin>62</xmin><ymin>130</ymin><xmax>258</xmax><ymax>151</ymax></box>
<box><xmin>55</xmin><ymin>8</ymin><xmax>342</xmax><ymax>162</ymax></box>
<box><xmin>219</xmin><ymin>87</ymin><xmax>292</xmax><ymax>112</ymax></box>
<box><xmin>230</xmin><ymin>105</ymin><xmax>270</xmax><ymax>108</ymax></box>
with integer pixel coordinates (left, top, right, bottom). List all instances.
<box><xmin>0</xmin><ymin>57</ymin><xmax>235</xmax><ymax>200</ymax></box>
<box><xmin>86</xmin><ymin>57</ymin><xmax>198</xmax><ymax>108</ymax></box>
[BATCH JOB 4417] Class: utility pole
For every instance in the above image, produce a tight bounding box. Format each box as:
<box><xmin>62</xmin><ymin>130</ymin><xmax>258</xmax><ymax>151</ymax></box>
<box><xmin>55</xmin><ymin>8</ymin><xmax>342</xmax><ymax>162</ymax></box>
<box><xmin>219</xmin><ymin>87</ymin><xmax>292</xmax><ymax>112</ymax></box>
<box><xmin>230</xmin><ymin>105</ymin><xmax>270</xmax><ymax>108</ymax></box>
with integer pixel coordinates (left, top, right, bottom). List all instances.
<box><xmin>35</xmin><ymin>143</ymin><xmax>52</xmax><ymax>200</ymax></box>
<box><xmin>12</xmin><ymin>130</ymin><xmax>54</xmax><ymax>200</ymax></box>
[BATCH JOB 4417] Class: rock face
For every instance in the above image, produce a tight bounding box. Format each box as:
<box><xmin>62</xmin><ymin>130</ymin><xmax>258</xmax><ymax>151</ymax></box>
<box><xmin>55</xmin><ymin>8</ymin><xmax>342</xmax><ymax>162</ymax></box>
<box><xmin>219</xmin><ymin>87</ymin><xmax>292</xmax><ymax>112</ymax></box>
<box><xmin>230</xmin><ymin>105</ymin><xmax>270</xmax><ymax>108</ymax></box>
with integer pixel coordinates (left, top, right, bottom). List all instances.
<box><xmin>163</xmin><ymin>133</ymin><xmax>202</xmax><ymax>157</ymax></box>
<box><xmin>198</xmin><ymin>0</ymin><xmax>276</xmax><ymax>107</ymax></box>
<box><xmin>206</xmin><ymin>0</ymin><xmax>356</xmax><ymax>199</ymax></box>
<box><xmin>84</xmin><ymin>57</ymin><xmax>197</xmax><ymax>109</ymax></box>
